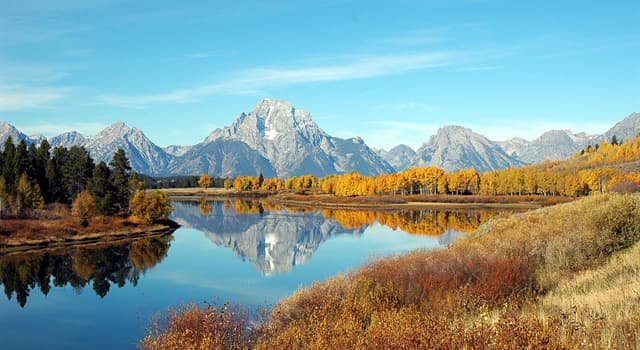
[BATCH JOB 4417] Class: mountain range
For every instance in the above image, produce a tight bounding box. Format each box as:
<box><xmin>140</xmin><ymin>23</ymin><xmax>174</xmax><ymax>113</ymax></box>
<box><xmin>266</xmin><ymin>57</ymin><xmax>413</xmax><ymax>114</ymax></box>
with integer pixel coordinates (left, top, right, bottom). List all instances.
<box><xmin>1</xmin><ymin>100</ymin><xmax>638</xmax><ymax>176</ymax></box>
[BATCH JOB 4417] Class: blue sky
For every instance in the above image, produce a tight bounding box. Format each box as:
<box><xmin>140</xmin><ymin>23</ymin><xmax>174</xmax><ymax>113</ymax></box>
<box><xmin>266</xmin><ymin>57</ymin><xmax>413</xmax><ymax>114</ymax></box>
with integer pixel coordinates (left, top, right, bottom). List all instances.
<box><xmin>1</xmin><ymin>0</ymin><xmax>638</xmax><ymax>149</ymax></box>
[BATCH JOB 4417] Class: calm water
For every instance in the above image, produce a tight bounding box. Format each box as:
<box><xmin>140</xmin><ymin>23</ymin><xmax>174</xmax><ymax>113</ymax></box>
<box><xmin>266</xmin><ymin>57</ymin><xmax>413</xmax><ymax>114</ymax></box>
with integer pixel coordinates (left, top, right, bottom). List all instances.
<box><xmin>0</xmin><ymin>200</ymin><xmax>512</xmax><ymax>349</ymax></box>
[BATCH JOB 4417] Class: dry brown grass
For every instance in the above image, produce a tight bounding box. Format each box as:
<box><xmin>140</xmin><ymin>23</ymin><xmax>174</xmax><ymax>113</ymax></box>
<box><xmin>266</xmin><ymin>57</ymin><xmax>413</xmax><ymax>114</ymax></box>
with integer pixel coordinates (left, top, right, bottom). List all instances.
<box><xmin>141</xmin><ymin>193</ymin><xmax>640</xmax><ymax>349</ymax></box>
<box><xmin>142</xmin><ymin>302</ymin><xmax>264</xmax><ymax>350</ymax></box>
<box><xmin>0</xmin><ymin>207</ymin><xmax>175</xmax><ymax>248</ymax></box>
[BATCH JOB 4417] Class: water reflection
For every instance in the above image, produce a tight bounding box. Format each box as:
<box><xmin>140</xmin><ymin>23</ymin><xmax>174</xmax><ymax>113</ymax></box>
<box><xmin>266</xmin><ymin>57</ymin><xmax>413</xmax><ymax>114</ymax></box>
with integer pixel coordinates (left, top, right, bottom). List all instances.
<box><xmin>171</xmin><ymin>200</ymin><xmax>510</xmax><ymax>275</ymax></box>
<box><xmin>0</xmin><ymin>235</ymin><xmax>172</xmax><ymax>307</ymax></box>
<box><xmin>171</xmin><ymin>200</ymin><xmax>365</xmax><ymax>276</ymax></box>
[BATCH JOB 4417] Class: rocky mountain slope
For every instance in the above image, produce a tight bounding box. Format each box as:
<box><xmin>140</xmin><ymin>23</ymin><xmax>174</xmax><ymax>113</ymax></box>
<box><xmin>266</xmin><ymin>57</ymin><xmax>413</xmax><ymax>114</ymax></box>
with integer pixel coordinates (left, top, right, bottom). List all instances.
<box><xmin>603</xmin><ymin>112</ymin><xmax>640</xmax><ymax>143</ymax></box>
<box><xmin>377</xmin><ymin>144</ymin><xmax>416</xmax><ymax>171</ymax></box>
<box><xmin>203</xmin><ymin>99</ymin><xmax>394</xmax><ymax>177</ymax></box>
<box><xmin>411</xmin><ymin>125</ymin><xmax>523</xmax><ymax>172</ymax></box>
<box><xmin>82</xmin><ymin>122</ymin><xmax>172</xmax><ymax>174</ymax></box>
<box><xmin>0</xmin><ymin>121</ymin><xmax>42</xmax><ymax>146</ymax></box>
<box><xmin>2</xmin><ymin>109</ymin><xmax>638</xmax><ymax>176</ymax></box>
<box><xmin>494</xmin><ymin>113</ymin><xmax>639</xmax><ymax>164</ymax></box>
<box><xmin>49</xmin><ymin>131</ymin><xmax>86</xmax><ymax>149</ymax></box>
<box><xmin>167</xmin><ymin>139</ymin><xmax>276</xmax><ymax>178</ymax></box>
<box><xmin>501</xmin><ymin>130</ymin><xmax>596</xmax><ymax>164</ymax></box>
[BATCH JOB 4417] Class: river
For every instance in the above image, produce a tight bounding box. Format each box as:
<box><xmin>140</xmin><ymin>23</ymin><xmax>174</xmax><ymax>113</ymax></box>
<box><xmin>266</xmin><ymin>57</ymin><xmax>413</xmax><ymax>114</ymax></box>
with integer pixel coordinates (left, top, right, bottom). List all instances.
<box><xmin>0</xmin><ymin>199</ymin><xmax>517</xmax><ymax>349</ymax></box>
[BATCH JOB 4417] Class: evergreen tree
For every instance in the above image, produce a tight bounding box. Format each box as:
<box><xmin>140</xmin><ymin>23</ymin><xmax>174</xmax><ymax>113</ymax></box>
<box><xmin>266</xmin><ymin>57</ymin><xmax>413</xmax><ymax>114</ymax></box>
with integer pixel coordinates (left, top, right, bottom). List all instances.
<box><xmin>63</xmin><ymin>146</ymin><xmax>94</xmax><ymax>203</ymax></box>
<box><xmin>14</xmin><ymin>140</ymin><xmax>29</xmax><ymax>180</ymax></box>
<box><xmin>88</xmin><ymin>161</ymin><xmax>115</xmax><ymax>215</ymax></box>
<box><xmin>46</xmin><ymin>147</ymin><xmax>66</xmax><ymax>203</ymax></box>
<box><xmin>129</xmin><ymin>172</ymin><xmax>144</xmax><ymax>192</ymax></box>
<box><xmin>35</xmin><ymin>140</ymin><xmax>51</xmax><ymax>200</ymax></box>
<box><xmin>2</xmin><ymin>137</ymin><xmax>16</xmax><ymax>193</ymax></box>
<box><xmin>109</xmin><ymin>149</ymin><xmax>131</xmax><ymax>214</ymax></box>
<box><xmin>0</xmin><ymin>176</ymin><xmax>7</xmax><ymax>214</ymax></box>
<box><xmin>611</xmin><ymin>134</ymin><xmax>619</xmax><ymax>146</ymax></box>
<box><xmin>27</xmin><ymin>143</ymin><xmax>37</xmax><ymax>178</ymax></box>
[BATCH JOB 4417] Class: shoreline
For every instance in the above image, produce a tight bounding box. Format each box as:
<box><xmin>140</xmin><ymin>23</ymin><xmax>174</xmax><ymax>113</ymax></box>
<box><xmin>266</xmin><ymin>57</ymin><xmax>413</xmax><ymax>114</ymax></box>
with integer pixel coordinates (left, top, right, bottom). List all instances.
<box><xmin>267</xmin><ymin>198</ymin><xmax>542</xmax><ymax>210</ymax></box>
<box><xmin>0</xmin><ymin>220</ymin><xmax>179</xmax><ymax>255</ymax></box>
<box><xmin>160</xmin><ymin>188</ymin><xmax>571</xmax><ymax>209</ymax></box>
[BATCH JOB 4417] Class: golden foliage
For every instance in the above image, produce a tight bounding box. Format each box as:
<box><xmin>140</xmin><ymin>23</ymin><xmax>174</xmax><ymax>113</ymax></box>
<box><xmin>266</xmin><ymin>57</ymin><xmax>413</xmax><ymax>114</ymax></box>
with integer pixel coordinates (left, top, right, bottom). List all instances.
<box><xmin>129</xmin><ymin>190</ymin><xmax>173</xmax><ymax>224</ymax></box>
<box><xmin>71</xmin><ymin>190</ymin><xmax>96</xmax><ymax>226</ymax></box>
<box><xmin>198</xmin><ymin>174</ymin><xmax>213</xmax><ymax>189</ymax></box>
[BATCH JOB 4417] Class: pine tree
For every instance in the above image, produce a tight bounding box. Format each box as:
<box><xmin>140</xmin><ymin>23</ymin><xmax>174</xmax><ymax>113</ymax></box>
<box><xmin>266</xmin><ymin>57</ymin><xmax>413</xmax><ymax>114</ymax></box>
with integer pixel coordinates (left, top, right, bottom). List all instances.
<box><xmin>14</xmin><ymin>140</ymin><xmax>30</xmax><ymax>180</ymax></box>
<box><xmin>88</xmin><ymin>161</ymin><xmax>115</xmax><ymax>216</ymax></box>
<box><xmin>109</xmin><ymin>149</ymin><xmax>131</xmax><ymax>215</ymax></box>
<box><xmin>27</xmin><ymin>143</ymin><xmax>37</xmax><ymax>177</ymax></box>
<box><xmin>0</xmin><ymin>176</ymin><xmax>7</xmax><ymax>214</ymax></box>
<box><xmin>63</xmin><ymin>146</ymin><xmax>94</xmax><ymax>203</ymax></box>
<box><xmin>35</xmin><ymin>140</ymin><xmax>50</xmax><ymax>200</ymax></box>
<box><xmin>47</xmin><ymin>147</ymin><xmax>68</xmax><ymax>203</ymax></box>
<box><xmin>2</xmin><ymin>137</ymin><xmax>16</xmax><ymax>193</ymax></box>
<box><xmin>611</xmin><ymin>134</ymin><xmax>619</xmax><ymax>146</ymax></box>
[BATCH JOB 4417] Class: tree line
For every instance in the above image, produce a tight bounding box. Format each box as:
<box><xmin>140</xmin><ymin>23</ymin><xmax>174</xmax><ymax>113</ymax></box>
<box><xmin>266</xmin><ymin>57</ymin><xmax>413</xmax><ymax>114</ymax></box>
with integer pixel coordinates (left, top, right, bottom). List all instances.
<box><xmin>224</xmin><ymin>134</ymin><xmax>640</xmax><ymax>197</ymax></box>
<box><xmin>0</xmin><ymin>137</ymin><xmax>171</xmax><ymax>225</ymax></box>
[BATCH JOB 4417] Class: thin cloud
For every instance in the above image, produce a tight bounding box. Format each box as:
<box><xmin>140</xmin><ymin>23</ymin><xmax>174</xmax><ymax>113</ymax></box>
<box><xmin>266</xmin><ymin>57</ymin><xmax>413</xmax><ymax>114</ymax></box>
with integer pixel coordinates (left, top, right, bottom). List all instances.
<box><xmin>16</xmin><ymin>121</ymin><xmax>108</xmax><ymax>137</ymax></box>
<box><xmin>99</xmin><ymin>51</ymin><xmax>468</xmax><ymax>108</ymax></box>
<box><xmin>0</xmin><ymin>85</ymin><xmax>70</xmax><ymax>111</ymax></box>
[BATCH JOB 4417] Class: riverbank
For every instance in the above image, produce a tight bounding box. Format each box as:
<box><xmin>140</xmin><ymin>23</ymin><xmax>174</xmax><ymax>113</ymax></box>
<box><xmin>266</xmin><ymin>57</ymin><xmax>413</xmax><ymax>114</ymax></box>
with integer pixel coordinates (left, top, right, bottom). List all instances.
<box><xmin>0</xmin><ymin>216</ymin><xmax>179</xmax><ymax>254</ymax></box>
<box><xmin>142</xmin><ymin>193</ymin><xmax>640</xmax><ymax>349</ymax></box>
<box><xmin>161</xmin><ymin>187</ymin><xmax>573</xmax><ymax>209</ymax></box>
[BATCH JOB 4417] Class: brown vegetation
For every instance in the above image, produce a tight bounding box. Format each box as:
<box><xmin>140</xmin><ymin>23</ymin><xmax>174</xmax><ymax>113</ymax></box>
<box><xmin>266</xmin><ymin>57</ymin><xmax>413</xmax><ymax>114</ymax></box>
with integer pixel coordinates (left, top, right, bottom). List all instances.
<box><xmin>141</xmin><ymin>194</ymin><xmax>640</xmax><ymax>349</ymax></box>
<box><xmin>0</xmin><ymin>204</ymin><xmax>176</xmax><ymax>250</ymax></box>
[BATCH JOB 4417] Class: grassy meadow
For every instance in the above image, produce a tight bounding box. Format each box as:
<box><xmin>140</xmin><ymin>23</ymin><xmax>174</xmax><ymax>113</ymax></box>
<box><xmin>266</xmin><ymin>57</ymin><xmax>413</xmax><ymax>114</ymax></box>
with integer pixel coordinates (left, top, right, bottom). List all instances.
<box><xmin>141</xmin><ymin>193</ymin><xmax>640</xmax><ymax>349</ymax></box>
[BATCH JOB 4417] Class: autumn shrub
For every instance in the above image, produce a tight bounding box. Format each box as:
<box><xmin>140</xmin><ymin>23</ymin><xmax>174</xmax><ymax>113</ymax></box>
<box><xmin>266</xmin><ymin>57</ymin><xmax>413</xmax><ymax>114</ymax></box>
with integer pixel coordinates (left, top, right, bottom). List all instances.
<box><xmin>141</xmin><ymin>302</ymin><xmax>262</xmax><ymax>350</ymax></box>
<box><xmin>129</xmin><ymin>190</ymin><xmax>173</xmax><ymax>224</ymax></box>
<box><xmin>71</xmin><ymin>190</ymin><xmax>96</xmax><ymax>226</ymax></box>
<box><xmin>143</xmin><ymin>193</ymin><xmax>640</xmax><ymax>349</ymax></box>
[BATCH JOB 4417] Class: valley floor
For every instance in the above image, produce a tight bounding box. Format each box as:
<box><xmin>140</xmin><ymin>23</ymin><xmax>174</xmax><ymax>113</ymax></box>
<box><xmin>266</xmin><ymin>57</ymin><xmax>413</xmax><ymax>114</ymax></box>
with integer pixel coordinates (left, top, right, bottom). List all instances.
<box><xmin>142</xmin><ymin>193</ymin><xmax>640</xmax><ymax>349</ymax></box>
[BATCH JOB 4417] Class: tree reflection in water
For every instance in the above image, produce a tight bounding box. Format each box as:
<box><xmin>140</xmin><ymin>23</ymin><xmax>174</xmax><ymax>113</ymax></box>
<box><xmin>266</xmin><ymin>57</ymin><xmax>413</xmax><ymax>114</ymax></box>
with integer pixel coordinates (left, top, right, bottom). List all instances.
<box><xmin>225</xmin><ymin>199</ymin><xmax>513</xmax><ymax>236</ymax></box>
<box><xmin>0</xmin><ymin>234</ymin><xmax>173</xmax><ymax>307</ymax></box>
<box><xmin>174</xmin><ymin>199</ymin><xmax>519</xmax><ymax>275</ymax></box>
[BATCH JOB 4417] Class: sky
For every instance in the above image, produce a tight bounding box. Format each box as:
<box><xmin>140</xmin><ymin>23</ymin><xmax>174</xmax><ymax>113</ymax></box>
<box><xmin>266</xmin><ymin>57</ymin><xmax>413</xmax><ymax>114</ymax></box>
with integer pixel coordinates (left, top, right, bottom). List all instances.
<box><xmin>1</xmin><ymin>0</ymin><xmax>638</xmax><ymax>150</ymax></box>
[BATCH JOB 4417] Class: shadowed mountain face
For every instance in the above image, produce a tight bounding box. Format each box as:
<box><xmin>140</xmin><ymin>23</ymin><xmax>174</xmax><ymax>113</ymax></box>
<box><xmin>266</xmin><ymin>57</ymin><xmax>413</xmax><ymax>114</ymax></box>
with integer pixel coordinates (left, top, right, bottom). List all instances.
<box><xmin>170</xmin><ymin>200</ymin><xmax>510</xmax><ymax>275</ymax></box>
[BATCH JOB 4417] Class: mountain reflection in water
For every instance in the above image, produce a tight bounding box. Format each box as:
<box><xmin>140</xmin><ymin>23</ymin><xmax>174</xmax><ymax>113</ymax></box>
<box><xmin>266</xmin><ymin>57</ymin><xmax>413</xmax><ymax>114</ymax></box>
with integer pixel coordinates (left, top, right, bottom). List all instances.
<box><xmin>171</xmin><ymin>200</ymin><xmax>510</xmax><ymax>276</ymax></box>
<box><xmin>0</xmin><ymin>235</ymin><xmax>172</xmax><ymax>307</ymax></box>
